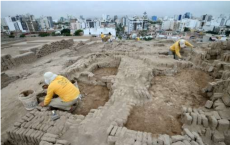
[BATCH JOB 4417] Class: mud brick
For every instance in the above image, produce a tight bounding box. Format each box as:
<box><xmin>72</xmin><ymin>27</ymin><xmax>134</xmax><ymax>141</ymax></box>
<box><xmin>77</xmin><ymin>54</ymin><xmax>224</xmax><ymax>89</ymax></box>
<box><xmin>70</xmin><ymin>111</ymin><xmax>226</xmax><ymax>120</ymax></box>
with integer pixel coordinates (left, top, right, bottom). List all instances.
<box><xmin>192</xmin><ymin>132</ymin><xmax>204</xmax><ymax>145</ymax></box>
<box><xmin>183</xmin><ymin>113</ymin><xmax>192</xmax><ymax>125</ymax></box>
<box><xmin>15</xmin><ymin>127</ymin><xmax>23</xmax><ymax>141</ymax></box>
<box><xmin>35</xmin><ymin>131</ymin><xmax>43</xmax><ymax>143</ymax></box>
<box><xmin>183</xmin><ymin>140</ymin><xmax>191</xmax><ymax>145</ymax></box>
<box><xmin>190</xmin><ymin>141</ymin><xmax>199</xmax><ymax>145</ymax></box>
<box><xmin>191</xmin><ymin>113</ymin><xmax>198</xmax><ymax>125</ymax></box>
<box><xmin>44</xmin><ymin>133</ymin><xmax>58</xmax><ymax>139</ymax></box>
<box><xmin>32</xmin><ymin>122</ymin><xmax>40</xmax><ymax>129</ymax></box>
<box><xmin>56</xmin><ymin>140</ymin><xmax>70</xmax><ymax>145</ymax></box>
<box><xmin>171</xmin><ymin>142</ymin><xmax>185</xmax><ymax>145</ymax></box>
<box><xmin>120</xmin><ymin>127</ymin><xmax>127</xmax><ymax>137</ymax></box>
<box><xmin>24</xmin><ymin>121</ymin><xmax>32</xmax><ymax>129</ymax></box>
<box><xmin>152</xmin><ymin>138</ymin><xmax>158</xmax><ymax>145</ymax></box>
<box><xmin>171</xmin><ymin>135</ymin><xmax>185</xmax><ymax>143</ymax></box>
<box><xmin>134</xmin><ymin>141</ymin><xmax>141</xmax><ymax>145</ymax></box>
<box><xmin>209</xmin><ymin>116</ymin><xmax>218</xmax><ymax>129</ymax></box>
<box><xmin>115</xmin><ymin>127</ymin><xmax>122</xmax><ymax>137</ymax></box>
<box><xmin>142</xmin><ymin>132</ymin><xmax>148</xmax><ymax>143</ymax></box>
<box><xmin>187</xmin><ymin>108</ymin><xmax>192</xmax><ymax>113</ymax></box>
<box><xmin>213</xmin><ymin>131</ymin><xmax>225</xmax><ymax>142</ymax></box>
<box><xmin>205</xmin><ymin>100</ymin><xmax>213</xmax><ymax>109</ymax></box>
<box><xmin>42</xmin><ymin>124</ymin><xmax>51</xmax><ymax>132</ymax></box>
<box><xmin>29</xmin><ymin>130</ymin><xmax>37</xmax><ymax>143</ymax></box>
<box><xmin>201</xmin><ymin>114</ymin><xmax>209</xmax><ymax>127</ymax></box>
<box><xmin>41</xmin><ymin>136</ymin><xmax>56</xmax><ymax>143</ymax></box>
<box><xmin>162</xmin><ymin>134</ymin><xmax>171</xmax><ymax>145</ymax></box>
<box><xmin>40</xmin><ymin>124</ymin><xmax>47</xmax><ymax>131</ymax></box>
<box><xmin>213</xmin><ymin>111</ymin><xmax>221</xmax><ymax>120</ymax></box>
<box><xmin>197</xmin><ymin>114</ymin><xmax>202</xmax><ymax>125</ymax></box>
<box><xmin>25</xmin><ymin>129</ymin><xmax>34</xmax><ymax>143</ymax></box>
<box><xmin>36</xmin><ymin>124</ymin><xmax>43</xmax><ymax>130</ymax></box>
<box><xmin>136</xmin><ymin>131</ymin><xmax>143</xmax><ymax>142</ymax></box>
<box><xmin>22</xmin><ymin>116</ymin><xmax>30</xmax><ymax>122</ymax></box>
<box><xmin>205</xmin><ymin>128</ymin><xmax>212</xmax><ymax>140</ymax></box>
<box><xmin>110</xmin><ymin>126</ymin><xmax>118</xmax><ymax>136</ymax></box>
<box><xmin>222</xmin><ymin>93</ymin><xmax>230</xmax><ymax>106</ymax></box>
<box><xmin>14</xmin><ymin>122</ymin><xmax>22</xmax><ymax>127</ymax></box>
<box><xmin>217</xmin><ymin>119</ymin><xmax>230</xmax><ymax>132</ymax></box>
<box><xmin>183</xmin><ymin>128</ymin><xmax>195</xmax><ymax>140</ymax></box>
<box><xmin>212</xmin><ymin>93</ymin><xmax>223</xmax><ymax>101</ymax></box>
<box><xmin>22</xmin><ymin>128</ymin><xmax>30</xmax><ymax>142</ymax></box>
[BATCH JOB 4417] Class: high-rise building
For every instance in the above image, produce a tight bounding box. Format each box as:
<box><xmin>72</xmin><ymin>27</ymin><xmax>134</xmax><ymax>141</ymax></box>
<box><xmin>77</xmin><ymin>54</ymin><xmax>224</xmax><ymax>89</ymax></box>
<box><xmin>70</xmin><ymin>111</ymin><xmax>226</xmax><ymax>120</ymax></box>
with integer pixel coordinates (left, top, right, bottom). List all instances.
<box><xmin>184</xmin><ymin>12</ymin><xmax>192</xmax><ymax>19</ymax></box>
<box><xmin>178</xmin><ymin>15</ymin><xmax>182</xmax><ymax>20</ymax></box>
<box><xmin>152</xmin><ymin>16</ymin><xmax>157</xmax><ymax>21</ymax></box>
<box><xmin>47</xmin><ymin>16</ymin><xmax>54</xmax><ymax>28</ymax></box>
<box><xmin>114</xmin><ymin>15</ymin><xmax>118</xmax><ymax>21</ymax></box>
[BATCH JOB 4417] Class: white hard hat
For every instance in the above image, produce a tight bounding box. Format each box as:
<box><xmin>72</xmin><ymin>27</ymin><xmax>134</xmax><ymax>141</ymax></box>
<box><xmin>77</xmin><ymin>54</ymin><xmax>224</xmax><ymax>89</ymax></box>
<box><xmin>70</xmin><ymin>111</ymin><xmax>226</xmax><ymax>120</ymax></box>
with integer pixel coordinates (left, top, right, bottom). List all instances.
<box><xmin>179</xmin><ymin>39</ymin><xmax>186</xmax><ymax>48</ymax></box>
<box><xmin>44</xmin><ymin>72</ymin><xmax>58</xmax><ymax>85</ymax></box>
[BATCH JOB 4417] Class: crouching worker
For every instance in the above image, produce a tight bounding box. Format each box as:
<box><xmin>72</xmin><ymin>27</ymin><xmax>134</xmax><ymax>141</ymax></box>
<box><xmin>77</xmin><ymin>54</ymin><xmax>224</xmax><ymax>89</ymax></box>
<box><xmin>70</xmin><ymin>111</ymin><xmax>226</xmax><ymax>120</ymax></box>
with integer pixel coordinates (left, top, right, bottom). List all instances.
<box><xmin>169</xmin><ymin>39</ymin><xmax>193</xmax><ymax>60</ymax></box>
<box><xmin>39</xmin><ymin>72</ymin><xmax>81</xmax><ymax>112</ymax></box>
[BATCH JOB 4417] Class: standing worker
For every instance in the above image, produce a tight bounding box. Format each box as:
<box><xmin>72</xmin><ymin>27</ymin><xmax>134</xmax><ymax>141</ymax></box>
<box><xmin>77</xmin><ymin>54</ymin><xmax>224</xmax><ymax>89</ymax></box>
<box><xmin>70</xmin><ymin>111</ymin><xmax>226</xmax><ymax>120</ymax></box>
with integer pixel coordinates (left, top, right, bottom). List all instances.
<box><xmin>39</xmin><ymin>72</ymin><xmax>81</xmax><ymax>112</ymax></box>
<box><xmin>108</xmin><ymin>32</ymin><xmax>112</xmax><ymax>42</ymax></box>
<box><xmin>169</xmin><ymin>39</ymin><xmax>193</xmax><ymax>60</ymax></box>
<box><xmin>101</xmin><ymin>32</ymin><xmax>105</xmax><ymax>42</ymax></box>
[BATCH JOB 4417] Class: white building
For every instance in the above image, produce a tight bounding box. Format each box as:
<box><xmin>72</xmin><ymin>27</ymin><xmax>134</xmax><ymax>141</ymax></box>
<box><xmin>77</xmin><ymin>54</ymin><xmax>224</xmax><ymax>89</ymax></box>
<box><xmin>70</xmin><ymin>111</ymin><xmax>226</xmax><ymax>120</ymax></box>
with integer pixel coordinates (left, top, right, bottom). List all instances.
<box><xmin>161</xmin><ymin>20</ymin><xmax>175</xmax><ymax>30</ymax></box>
<box><xmin>126</xmin><ymin>16</ymin><xmax>149</xmax><ymax>34</ymax></box>
<box><xmin>83</xmin><ymin>28</ymin><xmax>116</xmax><ymax>36</ymax></box>
<box><xmin>70</xmin><ymin>19</ymin><xmax>82</xmax><ymax>34</ymax></box>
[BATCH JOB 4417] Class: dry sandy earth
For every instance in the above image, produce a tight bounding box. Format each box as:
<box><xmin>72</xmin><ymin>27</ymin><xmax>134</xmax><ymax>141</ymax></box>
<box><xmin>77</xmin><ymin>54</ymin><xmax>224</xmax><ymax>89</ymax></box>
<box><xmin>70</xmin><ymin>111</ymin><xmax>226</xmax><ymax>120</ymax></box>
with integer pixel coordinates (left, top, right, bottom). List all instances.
<box><xmin>2</xmin><ymin>39</ymin><xmax>209</xmax><ymax>143</ymax></box>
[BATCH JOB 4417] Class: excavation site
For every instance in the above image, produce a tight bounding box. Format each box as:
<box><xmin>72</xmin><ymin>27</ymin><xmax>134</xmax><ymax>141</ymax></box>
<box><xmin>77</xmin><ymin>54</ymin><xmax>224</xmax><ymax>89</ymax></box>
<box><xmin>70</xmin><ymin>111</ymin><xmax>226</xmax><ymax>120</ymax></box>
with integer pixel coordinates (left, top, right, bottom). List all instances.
<box><xmin>1</xmin><ymin>37</ymin><xmax>230</xmax><ymax>145</ymax></box>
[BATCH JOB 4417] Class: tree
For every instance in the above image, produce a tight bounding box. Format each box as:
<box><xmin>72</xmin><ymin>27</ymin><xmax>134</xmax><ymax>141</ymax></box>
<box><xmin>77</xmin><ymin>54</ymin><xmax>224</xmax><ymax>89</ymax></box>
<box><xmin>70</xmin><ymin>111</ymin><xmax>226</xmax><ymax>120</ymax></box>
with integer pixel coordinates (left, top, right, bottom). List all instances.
<box><xmin>61</xmin><ymin>29</ymin><xmax>70</xmax><ymax>35</ymax></box>
<box><xmin>139</xmin><ymin>30</ymin><xmax>147</xmax><ymax>36</ymax></box>
<box><xmin>74</xmin><ymin>29</ymin><xmax>83</xmax><ymax>36</ymax></box>
<box><xmin>206</xmin><ymin>31</ymin><xmax>218</xmax><ymax>35</ymax></box>
<box><xmin>225</xmin><ymin>31</ymin><xmax>230</xmax><ymax>36</ymax></box>
<box><xmin>39</xmin><ymin>32</ymin><xmax>50</xmax><ymax>37</ymax></box>
<box><xmin>184</xmin><ymin>27</ymin><xmax>190</xmax><ymax>32</ymax></box>
<box><xmin>20</xmin><ymin>34</ymin><xmax>26</xmax><ymax>38</ymax></box>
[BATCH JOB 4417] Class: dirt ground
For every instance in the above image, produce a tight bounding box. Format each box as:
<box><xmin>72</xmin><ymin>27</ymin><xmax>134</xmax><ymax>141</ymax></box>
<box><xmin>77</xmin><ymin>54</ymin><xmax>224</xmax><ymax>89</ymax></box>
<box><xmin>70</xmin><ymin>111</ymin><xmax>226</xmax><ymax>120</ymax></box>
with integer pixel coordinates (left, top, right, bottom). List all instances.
<box><xmin>73</xmin><ymin>82</ymin><xmax>109</xmax><ymax>116</ymax></box>
<box><xmin>125</xmin><ymin>69</ymin><xmax>213</xmax><ymax>136</ymax></box>
<box><xmin>93</xmin><ymin>67</ymin><xmax>118</xmax><ymax>79</ymax></box>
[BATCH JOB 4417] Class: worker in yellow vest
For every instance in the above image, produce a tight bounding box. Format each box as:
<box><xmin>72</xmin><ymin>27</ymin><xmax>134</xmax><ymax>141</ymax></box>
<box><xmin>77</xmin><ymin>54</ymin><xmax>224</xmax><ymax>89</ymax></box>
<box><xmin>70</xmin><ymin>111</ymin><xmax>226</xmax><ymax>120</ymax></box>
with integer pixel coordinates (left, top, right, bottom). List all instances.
<box><xmin>39</xmin><ymin>72</ymin><xmax>81</xmax><ymax>112</ymax></box>
<box><xmin>169</xmin><ymin>39</ymin><xmax>193</xmax><ymax>60</ymax></box>
<box><xmin>101</xmin><ymin>32</ymin><xmax>105</xmax><ymax>42</ymax></box>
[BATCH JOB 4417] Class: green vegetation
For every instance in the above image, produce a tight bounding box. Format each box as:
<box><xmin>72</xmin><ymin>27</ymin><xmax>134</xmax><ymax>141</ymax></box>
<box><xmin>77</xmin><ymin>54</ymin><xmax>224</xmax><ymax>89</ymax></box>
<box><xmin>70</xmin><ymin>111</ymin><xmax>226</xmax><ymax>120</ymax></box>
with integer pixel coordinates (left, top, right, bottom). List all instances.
<box><xmin>20</xmin><ymin>34</ymin><xmax>26</xmax><ymax>38</ymax></box>
<box><xmin>39</xmin><ymin>32</ymin><xmax>50</xmax><ymax>37</ymax></box>
<box><xmin>184</xmin><ymin>27</ymin><xmax>190</xmax><ymax>32</ymax></box>
<box><xmin>61</xmin><ymin>29</ymin><xmax>70</xmax><ymax>36</ymax></box>
<box><xmin>116</xmin><ymin>23</ymin><xmax>124</xmax><ymax>38</ymax></box>
<box><xmin>206</xmin><ymin>31</ymin><xmax>218</xmax><ymax>35</ymax></box>
<box><xmin>143</xmin><ymin>37</ymin><xmax>153</xmax><ymax>41</ymax></box>
<box><xmin>9</xmin><ymin>35</ymin><xmax>15</xmax><ymax>38</ymax></box>
<box><xmin>74</xmin><ymin>29</ymin><xmax>83</xmax><ymax>36</ymax></box>
<box><xmin>148</xmin><ymin>20</ymin><xmax>162</xmax><ymax>25</ymax></box>
<box><xmin>225</xmin><ymin>31</ymin><xmax>230</xmax><ymax>36</ymax></box>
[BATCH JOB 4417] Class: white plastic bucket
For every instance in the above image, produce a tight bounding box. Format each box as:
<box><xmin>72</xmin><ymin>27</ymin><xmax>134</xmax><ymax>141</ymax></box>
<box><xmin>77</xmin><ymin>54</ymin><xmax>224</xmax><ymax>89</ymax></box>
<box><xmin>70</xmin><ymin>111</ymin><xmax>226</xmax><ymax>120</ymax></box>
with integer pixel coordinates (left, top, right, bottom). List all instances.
<box><xmin>18</xmin><ymin>90</ymin><xmax>38</xmax><ymax>110</ymax></box>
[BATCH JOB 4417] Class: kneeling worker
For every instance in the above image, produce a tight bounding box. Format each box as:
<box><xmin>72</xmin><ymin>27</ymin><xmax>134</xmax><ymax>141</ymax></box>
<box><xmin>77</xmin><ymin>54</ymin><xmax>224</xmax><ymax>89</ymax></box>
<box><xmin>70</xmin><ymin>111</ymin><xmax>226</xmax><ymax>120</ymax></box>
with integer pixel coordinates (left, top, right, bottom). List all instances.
<box><xmin>169</xmin><ymin>39</ymin><xmax>193</xmax><ymax>60</ymax></box>
<box><xmin>39</xmin><ymin>72</ymin><xmax>81</xmax><ymax>112</ymax></box>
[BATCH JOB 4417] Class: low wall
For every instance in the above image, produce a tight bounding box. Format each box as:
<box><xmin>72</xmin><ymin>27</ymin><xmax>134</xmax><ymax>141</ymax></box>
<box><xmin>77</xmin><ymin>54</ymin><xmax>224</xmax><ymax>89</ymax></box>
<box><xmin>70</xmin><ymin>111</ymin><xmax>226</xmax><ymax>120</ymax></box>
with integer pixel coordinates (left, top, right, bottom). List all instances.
<box><xmin>1</xmin><ymin>39</ymin><xmax>74</xmax><ymax>71</ymax></box>
<box><xmin>13</xmin><ymin>52</ymin><xmax>37</xmax><ymax>65</ymax></box>
<box><xmin>1</xmin><ymin>54</ymin><xmax>16</xmax><ymax>71</ymax></box>
<box><xmin>36</xmin><ymin>39</ymin><xmax>74</xmax><ymax>58</ymax></box>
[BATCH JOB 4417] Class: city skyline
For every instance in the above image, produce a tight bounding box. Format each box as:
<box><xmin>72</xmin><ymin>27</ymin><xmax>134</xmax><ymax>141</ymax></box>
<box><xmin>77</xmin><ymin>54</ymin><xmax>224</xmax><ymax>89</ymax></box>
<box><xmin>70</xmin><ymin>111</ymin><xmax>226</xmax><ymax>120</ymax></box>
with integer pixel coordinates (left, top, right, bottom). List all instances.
<box><xmin>1</xmin><ymin>1</ymin><xmax>230</xmax><ymax>20</ymax></box>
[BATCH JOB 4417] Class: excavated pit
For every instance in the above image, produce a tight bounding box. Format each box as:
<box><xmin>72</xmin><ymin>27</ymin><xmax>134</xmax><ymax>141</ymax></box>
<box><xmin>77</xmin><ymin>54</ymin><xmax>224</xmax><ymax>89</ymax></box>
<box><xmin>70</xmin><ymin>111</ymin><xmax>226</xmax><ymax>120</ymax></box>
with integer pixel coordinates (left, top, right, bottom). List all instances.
<box><xmin>92</xmin><ymin>67</ymin><xmax>118</xmax><ymax>79</ymax></box>
<box><xmin>125</xmin><ymin>69</ymin><xmax>213</xmax><ymax>137</ymax></box>
<box><xmin>72</xmin><ymin>81</ymin><xmax>109</xmax><ymax>116</ymax></box>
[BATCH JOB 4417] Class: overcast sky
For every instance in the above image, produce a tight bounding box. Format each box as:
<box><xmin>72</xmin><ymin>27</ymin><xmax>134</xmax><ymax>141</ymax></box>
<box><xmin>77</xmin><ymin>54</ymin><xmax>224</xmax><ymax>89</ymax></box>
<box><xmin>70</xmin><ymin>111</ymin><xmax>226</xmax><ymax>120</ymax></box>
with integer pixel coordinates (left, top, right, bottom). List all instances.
<box><xmin>1</xmin><ymin>1</ymin><xmax>230</xmax><ymax>20</ymax></box>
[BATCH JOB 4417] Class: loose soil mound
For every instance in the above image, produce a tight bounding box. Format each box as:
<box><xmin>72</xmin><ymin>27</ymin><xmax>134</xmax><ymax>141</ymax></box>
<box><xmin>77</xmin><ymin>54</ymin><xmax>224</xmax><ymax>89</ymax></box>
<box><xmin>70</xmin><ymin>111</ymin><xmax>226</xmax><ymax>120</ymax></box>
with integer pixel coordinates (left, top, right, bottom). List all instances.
<box><xmin>73</xmin><ymin>82</ymin><xmax>109</xmax><ymax>116</ymax></box>
<box><xmin>125</xmin><ymin>69</ymin><xmax>213</xmax><ymax>136</ymax></box>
